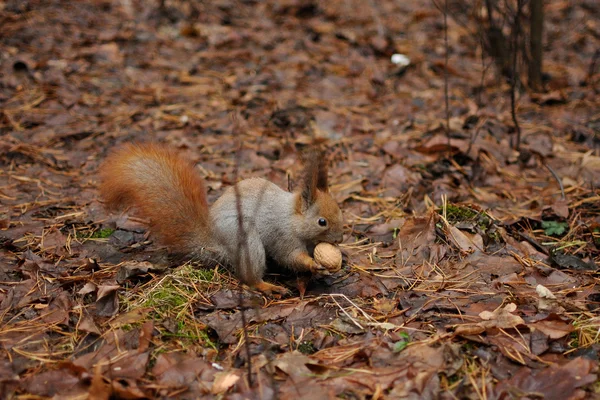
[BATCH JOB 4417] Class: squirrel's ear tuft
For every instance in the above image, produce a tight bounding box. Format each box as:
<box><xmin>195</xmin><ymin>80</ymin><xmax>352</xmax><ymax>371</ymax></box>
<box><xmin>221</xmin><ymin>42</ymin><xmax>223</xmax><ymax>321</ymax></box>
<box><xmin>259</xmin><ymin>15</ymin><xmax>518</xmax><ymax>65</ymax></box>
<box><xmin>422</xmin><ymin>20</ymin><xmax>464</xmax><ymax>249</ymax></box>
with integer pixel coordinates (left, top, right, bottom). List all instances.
<box><xmin>300</xmin><ymin>154</ymin><xmax>317</xmax><ymax>209</ymax></box>
<box><xmin>299</xmin><ymin>147</ymin><xmax>329</xmax><ymax>209</ymax></box>
<box><xmin>315</xmin><ymin>150</ymin><xmax>328</xmax><ymax>191</ymax></box>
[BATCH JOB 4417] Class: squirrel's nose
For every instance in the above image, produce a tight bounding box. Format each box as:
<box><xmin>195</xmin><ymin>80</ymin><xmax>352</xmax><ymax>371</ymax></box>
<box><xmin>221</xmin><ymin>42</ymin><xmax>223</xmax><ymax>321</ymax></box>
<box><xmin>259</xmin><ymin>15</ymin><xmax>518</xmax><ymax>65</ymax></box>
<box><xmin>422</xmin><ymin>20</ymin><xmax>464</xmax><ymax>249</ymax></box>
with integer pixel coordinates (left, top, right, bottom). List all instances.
<box><xmin>334</xmin><ymin>232</ymin><xmax>344</xmax><ymax>244</ymax></box>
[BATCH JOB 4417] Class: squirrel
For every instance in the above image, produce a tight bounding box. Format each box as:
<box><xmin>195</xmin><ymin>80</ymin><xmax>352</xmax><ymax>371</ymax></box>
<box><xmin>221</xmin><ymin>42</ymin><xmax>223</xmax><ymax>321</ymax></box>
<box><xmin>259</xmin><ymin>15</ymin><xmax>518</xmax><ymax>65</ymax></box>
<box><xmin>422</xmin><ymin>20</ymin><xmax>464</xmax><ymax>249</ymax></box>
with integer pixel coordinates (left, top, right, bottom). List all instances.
<box><xmin>98</xmin><ymin>143</ymin><xmax>344</xmax><ymax>295</ymax></box>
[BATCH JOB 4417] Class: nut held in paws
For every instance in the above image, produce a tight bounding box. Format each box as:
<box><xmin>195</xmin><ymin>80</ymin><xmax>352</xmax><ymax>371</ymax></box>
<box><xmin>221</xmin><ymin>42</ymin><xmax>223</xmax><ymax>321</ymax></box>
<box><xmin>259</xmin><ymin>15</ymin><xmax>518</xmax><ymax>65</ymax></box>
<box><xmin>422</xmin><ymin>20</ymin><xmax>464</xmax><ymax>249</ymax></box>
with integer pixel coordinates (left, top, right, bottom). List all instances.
<box><xmin>314</xmin><ymin>242</ymin><xmax>342</xmax><ymax>271</ymax></box>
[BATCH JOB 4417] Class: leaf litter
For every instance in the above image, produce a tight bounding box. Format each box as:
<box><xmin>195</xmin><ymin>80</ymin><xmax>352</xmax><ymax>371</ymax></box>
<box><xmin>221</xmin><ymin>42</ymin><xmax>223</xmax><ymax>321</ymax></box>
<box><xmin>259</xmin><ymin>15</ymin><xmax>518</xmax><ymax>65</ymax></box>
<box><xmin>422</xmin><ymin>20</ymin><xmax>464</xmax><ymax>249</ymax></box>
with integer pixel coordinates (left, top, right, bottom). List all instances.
<box><xmin>1</xmin><ymin>0</ymin><xmax>599</xmax><ymax>398</ymax></box>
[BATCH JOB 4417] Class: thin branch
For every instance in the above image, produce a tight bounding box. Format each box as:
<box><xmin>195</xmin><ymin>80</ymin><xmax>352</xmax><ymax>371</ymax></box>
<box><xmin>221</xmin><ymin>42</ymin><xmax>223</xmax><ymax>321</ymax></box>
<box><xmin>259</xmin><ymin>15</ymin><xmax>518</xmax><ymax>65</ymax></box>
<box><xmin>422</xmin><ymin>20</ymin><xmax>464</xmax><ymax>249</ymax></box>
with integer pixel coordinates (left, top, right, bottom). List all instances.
<box><xmin>444</xmin><ymin>0</ymin><xmax>451</xmax><ymax>153</ymax></box>
<box><xmin>528</xmin><ymin>0</ymin><xmax>544</xmax><ymax>91</ymax></box>
<box><xmin>485</xmin><ymin>0</ymin><xmax>494</xmax><ymax>27</ymax></box>
<box><xmin>476</xmin><ymin>0</ymin><xmax>494</xmax><ymax>110</ymax></box>
<box><xmin>429</xmin><ymin>0</ymin><xmax>451</xmax><ymax>152</ymax></box>
<box><xmin>544</xmin><ymin>163</ymin><xmax>566</xmax><ymax>201</ymax></box>
<box><xmin>477</xmin><ymin>6</ymin><xmax>486</xmax><ymax>109</ymax></box>
<box><xmin>231</xmin><ymin>113</ymin><xmax>253</xmax><ymax>388</ymax></box>
<box><xmin>510</xmin><ymin>0</ymin><xmax>522</xmax><ymax>151</ymax></box>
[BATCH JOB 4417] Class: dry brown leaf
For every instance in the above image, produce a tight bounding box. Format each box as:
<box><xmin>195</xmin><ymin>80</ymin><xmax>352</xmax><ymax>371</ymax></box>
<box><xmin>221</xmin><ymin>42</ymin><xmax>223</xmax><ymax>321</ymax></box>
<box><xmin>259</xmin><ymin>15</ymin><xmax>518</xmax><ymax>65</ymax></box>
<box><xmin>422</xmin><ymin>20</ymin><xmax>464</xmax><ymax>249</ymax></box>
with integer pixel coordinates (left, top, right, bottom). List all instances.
<box><xmin>479</xmin><ymin>303</ymin><xmax>525</xmax><ymax>329</ymax></box>
<box><xmin>495</xmin><ymin>357</ymin><xmax>597</xmax><ymax>399</ymax></box>
<box><xmin>212</xmin><ymin>371</ymin><xmax>241</xmax><ymax>394</ymax></box>
<box><xmin>447</xmin><ymin>225</ymin><xmax>483</xmax><ymax>254</ymax></box>
<box><xmin>529</xmin><ymin>316</ymin><xmax>574</xmax><ymax>339</ymax></box>
<box><xmin>397</xmin><ymin>212</ymin><xmax>437</xmax><ymax>264</ymax></box>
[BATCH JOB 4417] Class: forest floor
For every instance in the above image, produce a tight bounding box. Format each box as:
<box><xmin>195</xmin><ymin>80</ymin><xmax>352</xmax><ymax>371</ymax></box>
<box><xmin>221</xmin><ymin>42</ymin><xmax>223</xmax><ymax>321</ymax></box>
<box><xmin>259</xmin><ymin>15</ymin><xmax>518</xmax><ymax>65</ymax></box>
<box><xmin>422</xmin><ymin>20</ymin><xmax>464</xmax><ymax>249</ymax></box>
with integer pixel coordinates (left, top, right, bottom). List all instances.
<box><xmin>1</xmin><ymin>0</ymin><xmax>599</xmax><ymax>398</ymax></box>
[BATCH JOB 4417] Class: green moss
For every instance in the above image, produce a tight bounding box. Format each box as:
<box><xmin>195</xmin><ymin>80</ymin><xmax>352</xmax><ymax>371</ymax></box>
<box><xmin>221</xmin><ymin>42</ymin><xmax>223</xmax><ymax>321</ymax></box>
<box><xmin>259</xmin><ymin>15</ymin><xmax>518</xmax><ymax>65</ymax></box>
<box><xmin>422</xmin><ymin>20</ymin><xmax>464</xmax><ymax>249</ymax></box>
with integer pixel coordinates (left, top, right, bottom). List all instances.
<box><xmin>297</xmin><ymin>340</ymin><xmax>317</xmax><ymax>355</ymax></box>
<box><xmin>444</xmin><ymin>372</ymin><xmax>461</xmax><ymax>385</ymax></box>
<box><xmin>569</xmin><ymin>331</ymin><xmax>579</xmax><ymax>348</ymax></box>
<box><xmin>187</xmin><ymin>266</ymin><xmax>215</xmax><ymax>282</ymax></box>
<box><xmin>442</xmin><ymin>204</ymin><xmax>493</xmax><ymax>230</ymax></box>
<box><xmin>120</xmin><ymin>323</ymin><xmax>138</xmax><ymax>332</ymax></box>
<box><xmin>161</xmin><ymin>324</ymin><xmax>217</xmax><ymax>350</ymax></box>
<box><xmin>91</xmin><ymin>227</ymin><xmax>115</xmax><ymax>238</ymax></box>
<box><xmin>487</xmin><ymin>229</ymin><xmax>502</xmax><ymax>243</ymax></box>
<box><xmin>141</xmin><ymin>265</ymin><xmax>214</xmax><ymax>313</ymax></box>
<box><xmin>121</xmin><ymin>263</ymin><xmax>220</xmax><ymax>351</ymax></box>
<box><xmin>147</xmin><ymin>286</ymin><xmax>188</xmax><ymax>310</ymax></box>
<box><xmin>444</xmin><ymin>204</ymin><xmax>478</xmax><ymax>222</ymax></box>
<box><xmin>477</xmin><ymin>214</ymin><xmax>491</xmax><ymax>229</ymax></box>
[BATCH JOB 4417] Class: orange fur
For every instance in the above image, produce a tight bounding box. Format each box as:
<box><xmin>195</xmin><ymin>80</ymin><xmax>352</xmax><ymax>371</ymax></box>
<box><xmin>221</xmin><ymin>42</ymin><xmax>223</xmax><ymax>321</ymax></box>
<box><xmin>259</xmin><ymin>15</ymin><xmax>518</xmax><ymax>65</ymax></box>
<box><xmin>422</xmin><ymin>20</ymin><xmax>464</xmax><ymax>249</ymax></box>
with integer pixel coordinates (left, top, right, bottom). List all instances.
<box><xmin>98</xmin><ymin>143</ymin><xmax>211</xmax><ymax>252</ymax></box>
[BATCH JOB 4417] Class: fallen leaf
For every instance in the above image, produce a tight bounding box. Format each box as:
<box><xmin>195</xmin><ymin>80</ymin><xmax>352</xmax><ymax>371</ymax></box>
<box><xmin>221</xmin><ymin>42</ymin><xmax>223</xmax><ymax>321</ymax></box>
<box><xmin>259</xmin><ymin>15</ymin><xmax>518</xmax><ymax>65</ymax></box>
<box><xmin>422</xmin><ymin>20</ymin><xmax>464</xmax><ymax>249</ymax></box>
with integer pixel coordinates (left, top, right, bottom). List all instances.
<box><xmin>479</xmin><ymin>303</ymin><xmax>525</xmax><ymax>329</ymax></box>
<box><xmin>40</xmin><ymin>227</ymin><xmax>67</xmax><ymax>253</ymax></box>
<box><xmin>550</xmin><ymin>253</ymin><xmax>596</xmax><ymax>270</ymax></box>
<box><xmin>152</xmin><ymin>352</ymin><xmax>214</xmax><ymax>388</ymax></box>
<box><xmin>373</xmin><ymin>297</ymin><xmax>398</xmax><ymax>314</ymax></box>
<box><xmin>447</xmin><ymin>225</ymin><xmax>483</xmax><ymax>254</ymax></box>
<box><xmin>40</xmin><ymin>291</ymin><xmax>72</xmax><ymax>325</ymax></box>
<box><xmin>95</xmin><ymin>285</ymin><xmax>120</xmax><ymax>317</ymax></box>
<box><xmin>116</xmin><ymin>261</ymin><xmax>153</xmax><ymax>283</ymax></box>
<box><xmin>212</xmin><ymin>371</ymin><xmax>240</xmax><ymax>394</ymax></box>
<box><xmin>77</xmin><ymin>312</ymin><xmax>101</xmax><ymax>335</ymax></box>
<box><xmin>21</xmin><ymin>367</ymin><xmax>87</xmax><ymax>398</ymax></box>
<box><xmin>78</xmin><ymin>282</ymin><xmax>97</xmax><ymax>295</ymax></box>
<box><xmin>551</xmin><ymin>199</ymin><xmax>569</xmax><ymax>218</ymax></box>
<box><xmin>397</xmin><ymin>212</ymin><xmax>437</xmax><ymax>264</ymax></box>
<box><xmin>495</xmin><ymin>357</ymin><xmax>597</xmax><ymax>400</ymax></box>
<box><xmin>88</xmin><ymin>364</ymin><xmax>110</xmax><ymax>400</ymax></box>
<box><xmin>536</xmin><ymin>284</ymin><xmax>556</xmax><ymax>299</ymax></box>
<box><xmin>529</xmin><ymin>315</ymin><xmax>574</xmax><ymax>339</ymax></box>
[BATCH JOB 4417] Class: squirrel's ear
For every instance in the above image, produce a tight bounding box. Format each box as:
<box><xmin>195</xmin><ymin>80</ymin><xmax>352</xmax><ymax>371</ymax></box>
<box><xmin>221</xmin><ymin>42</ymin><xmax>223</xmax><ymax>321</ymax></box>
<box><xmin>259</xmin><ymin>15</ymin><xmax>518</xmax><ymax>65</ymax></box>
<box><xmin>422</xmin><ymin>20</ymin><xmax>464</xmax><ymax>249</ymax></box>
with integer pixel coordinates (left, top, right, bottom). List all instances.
<box><xmin>299</xmin><ymin>148</ymin><xmax>328</xmax><ymax>209</ymax></box>
<box><xmin>300</xmin><ymin>157</ymin><xmax>318</xmax><ymax>209</ymax></box>
<box><xmin>315</xmin><ymin>151</ymin><xmax>328</xmax><ymax>191</ymax></box>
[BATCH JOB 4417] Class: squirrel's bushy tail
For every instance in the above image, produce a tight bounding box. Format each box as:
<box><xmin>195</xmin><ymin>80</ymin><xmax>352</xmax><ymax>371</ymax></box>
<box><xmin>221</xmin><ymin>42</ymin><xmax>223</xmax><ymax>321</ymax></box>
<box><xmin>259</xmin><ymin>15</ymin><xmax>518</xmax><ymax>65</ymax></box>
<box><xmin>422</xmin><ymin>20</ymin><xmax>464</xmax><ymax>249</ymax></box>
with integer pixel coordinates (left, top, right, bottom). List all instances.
<box><xmin>99</xmin><ymin>143</ymin><xmax>211</xmax><ymax>253</ymax></box>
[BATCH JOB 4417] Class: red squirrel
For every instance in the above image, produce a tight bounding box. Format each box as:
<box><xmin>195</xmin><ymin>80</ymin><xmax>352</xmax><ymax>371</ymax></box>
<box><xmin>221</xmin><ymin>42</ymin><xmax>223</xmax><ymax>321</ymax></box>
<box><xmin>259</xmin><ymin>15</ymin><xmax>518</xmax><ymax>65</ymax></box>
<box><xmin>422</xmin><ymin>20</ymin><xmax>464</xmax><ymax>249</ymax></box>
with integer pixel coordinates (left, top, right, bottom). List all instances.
<box><xmin>98</xmin><ymin>143</ymin><xmax>344</xmax><ymax>294</ymax></box>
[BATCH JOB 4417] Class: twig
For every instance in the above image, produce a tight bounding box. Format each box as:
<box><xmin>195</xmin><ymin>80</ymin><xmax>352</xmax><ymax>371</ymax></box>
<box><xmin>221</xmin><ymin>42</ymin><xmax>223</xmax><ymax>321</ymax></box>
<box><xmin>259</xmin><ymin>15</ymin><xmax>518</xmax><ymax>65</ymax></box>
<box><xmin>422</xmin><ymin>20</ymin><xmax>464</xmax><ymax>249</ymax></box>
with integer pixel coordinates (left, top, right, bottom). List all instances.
<box><xmin>528</xmin><ymin>0</ymin><xmax>544</xmax><ymax>91</ymax></box>
<box><xmin>444</xmin><ymin>0</ymin><xmax>451</xmax><ymax>154</ymax></box>
<box><xmin>230</xmin><ymin>113</ymin><xmax>280</xmax><ymax>395</ymax></box>
<box><xmin>466</xmin><ymin>116</ymin><xmax>488</xmax><ymax>157</ymax></box>
<box><xmin>231</xmin><ymin>113</ymin><xmax>253</xmax><ymax>388</ymax></box>
<box><xmin>477</xmin><ymin>13</ymin><xmax>486</xmax><ymax>110</ymax></box>
<box><xmin>544</xmin><ymin>163</ymin><xmax>566</xmax><ymax>200</ymax></box>
<box><xmin>475</xmin><ymin>1</ymin><xmax>494</xmax><ymax>110</ymax></box>
<box><xmin>329</xmin><ymin>295</ymin><xmax>365</xmax><ymax>330</ymax></box>
<box><xmin>509</xmin><ymin>0</ymin><xmax>523</xmax><ymax>151</ymax></box>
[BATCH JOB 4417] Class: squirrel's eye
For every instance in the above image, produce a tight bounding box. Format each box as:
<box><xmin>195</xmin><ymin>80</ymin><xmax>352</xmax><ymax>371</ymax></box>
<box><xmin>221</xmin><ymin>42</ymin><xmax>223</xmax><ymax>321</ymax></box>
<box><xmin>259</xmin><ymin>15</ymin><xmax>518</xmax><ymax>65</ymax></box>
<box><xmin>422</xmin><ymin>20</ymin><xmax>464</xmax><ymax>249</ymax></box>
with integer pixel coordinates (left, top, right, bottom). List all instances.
<box><xmin>318</xmin><ymin>218</ymin><xmax>327</xmax><ymax>227</ymax></box>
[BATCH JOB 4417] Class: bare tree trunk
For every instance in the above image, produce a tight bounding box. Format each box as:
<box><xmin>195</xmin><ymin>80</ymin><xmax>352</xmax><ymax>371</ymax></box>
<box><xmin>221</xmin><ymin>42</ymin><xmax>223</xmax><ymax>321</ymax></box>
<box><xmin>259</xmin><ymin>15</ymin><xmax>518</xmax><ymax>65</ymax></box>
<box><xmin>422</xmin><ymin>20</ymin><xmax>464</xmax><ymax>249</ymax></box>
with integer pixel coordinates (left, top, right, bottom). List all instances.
<box><xmin>484</xmin><ymin>0</ymin><xmax>511</xmax><ymax>78</ymax></box>
<box><xmin>529</xmin><ymin>0</ymin><xmax>544</xmax><ymax>91</ymax></box>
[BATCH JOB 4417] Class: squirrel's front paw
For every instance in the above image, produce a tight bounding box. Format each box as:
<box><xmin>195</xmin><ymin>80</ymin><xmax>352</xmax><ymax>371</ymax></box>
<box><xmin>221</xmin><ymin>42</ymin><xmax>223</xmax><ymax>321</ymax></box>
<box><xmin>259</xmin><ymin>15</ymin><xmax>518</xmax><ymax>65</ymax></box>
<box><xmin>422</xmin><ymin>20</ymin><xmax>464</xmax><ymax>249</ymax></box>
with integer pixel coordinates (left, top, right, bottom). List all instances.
<box><xmin>309</xmin><ymin>260</ymin><xmax>331</xmax><ymax>276</ymax></box>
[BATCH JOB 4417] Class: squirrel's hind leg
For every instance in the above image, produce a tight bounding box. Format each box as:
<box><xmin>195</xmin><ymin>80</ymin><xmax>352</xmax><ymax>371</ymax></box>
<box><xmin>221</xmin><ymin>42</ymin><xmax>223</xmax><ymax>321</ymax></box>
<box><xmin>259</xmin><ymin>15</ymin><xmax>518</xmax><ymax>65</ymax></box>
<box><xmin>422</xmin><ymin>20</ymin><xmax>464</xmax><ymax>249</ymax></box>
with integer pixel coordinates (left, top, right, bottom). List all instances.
<box><xmin>254</xmin><ymin>281</ymin><xmax>290</xmax><ymax>296</ymax></box>
<box><xmin>232</xmin><ymin>230</ymin><xmax>288</xmax><ymax>295</ymax></box>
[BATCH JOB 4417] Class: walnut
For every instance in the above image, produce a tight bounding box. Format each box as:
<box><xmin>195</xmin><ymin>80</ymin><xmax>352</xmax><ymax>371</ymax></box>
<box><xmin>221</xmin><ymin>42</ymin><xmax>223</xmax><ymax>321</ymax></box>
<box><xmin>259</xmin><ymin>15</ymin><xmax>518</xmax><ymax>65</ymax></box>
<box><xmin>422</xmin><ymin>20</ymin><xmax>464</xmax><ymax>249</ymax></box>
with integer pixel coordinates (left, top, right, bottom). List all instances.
<box><xmin>314</xmin><ymin>242</ymin><xmax>342</xmax><ymax>272</ymax></box>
